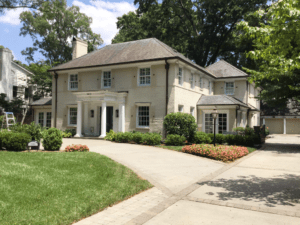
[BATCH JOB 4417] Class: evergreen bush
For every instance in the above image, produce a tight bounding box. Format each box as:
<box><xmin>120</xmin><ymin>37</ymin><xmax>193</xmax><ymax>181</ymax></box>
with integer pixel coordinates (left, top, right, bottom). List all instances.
<box><xmin>193</xmin><ymin>132</ymin><xmax>212</xmax><ymax>144</ymax></box>
<box><xmin>0</xmin><ymin>131</ymin><xmax>31</xmax><ymax>151</ymax></box>
<box><xmin>42</xmin><ymin>128</ymin><xmax>63</xmax><ymax>151</ymax></box>
<box><xmin>165</xmin><ymin>134</ymin><xmax>186</xmax><ymax>146</ymax></box>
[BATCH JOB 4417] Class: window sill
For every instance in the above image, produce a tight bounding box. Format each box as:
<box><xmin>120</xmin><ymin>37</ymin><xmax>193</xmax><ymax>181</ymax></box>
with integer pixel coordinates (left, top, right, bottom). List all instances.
<box><xmin>102</xmin><ymin>86</ymin><xmax>111</xmax><ymax>89</ymax></box>
<box><xmin>68</xmin><ymin>89</ymin><xmax>78</xmax><ymax>92</ymax></box>
<box><xmin>138</xmin><ymin>84</ymin><xmax>151</xmax><ymax>87</ymax></box>
<box><xmin>136</xmin><ymin>126</ymin><xmax>150</xmax><ymax>130</ymax></box>
<box><xmin>67</xmin><ymin>125</ymin><xmax>77</xmax><ymax>127</ymax></box>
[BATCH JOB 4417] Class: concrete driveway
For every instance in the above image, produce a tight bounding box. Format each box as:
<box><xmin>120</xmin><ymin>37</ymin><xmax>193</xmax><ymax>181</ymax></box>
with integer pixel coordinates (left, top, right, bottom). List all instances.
<box><xmin>63</xmin><ymin>138</ymin><xmax>300</xmax><ymax>225</ymax></box>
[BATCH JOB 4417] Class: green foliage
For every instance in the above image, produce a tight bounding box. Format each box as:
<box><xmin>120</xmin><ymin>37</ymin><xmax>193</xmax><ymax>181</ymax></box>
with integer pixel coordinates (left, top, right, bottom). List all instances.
<box><xmin>10</xmin><ymin>122</ymin><xmax>43</xmax><ymax>142</ymax></box>
<box><xmin>0</xmin><ymin>0</ymin><xmax>44</xmax><ymax>14</ymax></box>
<box><xmin>224</xmin><ymin>134</ymin><xmax>261</xmax><ymax>147</ymax></box>
<box><xmin>142</xmin><ymin>133</ymin><xmax>162</xmax><ymax>145</ymax></box>
<box><xmin>163</xmin><ymin>112</ymin><xmax>197</xmax><ymax>141</ymax></box>
<box><xmin>225</xmin><ymin>134</ymin><xmax>236</xmax><ymax>145</ymax></box>
<box><xmin>165</xmin><ymin>134</ymin><xmax>186</xmax><ymax>146</ymax></box>
<box><xmin>132</xmin><ymin>132</ymin><xmax>144</xmax><ymax>144</ymax></box>
<box><xmin>42</xmin><ymin>128</ymin><xmax>63</xmax><ymax>151</ymax></box>
<box><xmin>0</xmin><ymin>131</ymin><xmax>31</xmax><ymax>151</ymax></box>
<box><xmin>233</xmin><ymin>127</ymin><xmax>245</xmax><ymax>135</ymax></box>
<box><xmin>104</xmin><ymin>130</ymin><xmax>116</xmax><ymax>141</ymax></box>
<box><xmin>113</xmin><ymin>0</ymin><xmax>268</xmax><ymax>67</ymax></box>
<box><xmin>0</xmin><ymin>115</ymin><xmax>4</xmax><ymax>128</ymax></box>
<box><xmin>19</xmin><ymin>0</ymin><xmax>103</xmax><ymax>64</ymax></box>
<box><xmin>193</xmin><ymin>132</ymin><xmax>212</xmax><ymax>144</ymax></box>
<box><xmin>207</xmin><ymin>133</ymin><xmax>226</xmax><ymax>144</ymax></box>
<box><xmin>65</xmin><ymin>128</ymin><xmax>76</xmax><ymax>137</ymax></box>
<box><xmin>61</xmin><ymin>131</ymin><xmax>72</xmax><ymax>138</ymax></box>
<box><xmin>0</xmin><ymin>93</ymin><xmax>25</xmax><ymax>115</ymax></box>
<box><xmin>238</xmin><ymin>0</ymin><xmax>300</xmax><ymax>106</ymax></box>
<box><xmin>265</xmin><ymin>128</ymin><xmax>270</xmax><ymax>136</ymax></box>
<box><xmin>115</xmin><ymin>132</ymin><xmax>133</xmax><ymax>143</ymax></box>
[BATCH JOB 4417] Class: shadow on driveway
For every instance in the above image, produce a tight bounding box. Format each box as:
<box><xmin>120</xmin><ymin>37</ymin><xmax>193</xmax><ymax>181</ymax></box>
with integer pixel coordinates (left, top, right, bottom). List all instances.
<box><xmin>262</xmin><ymin>143</ymin><xmax>300</xmax><ymax>154</ymax></box>
<box><xmin>198</xmin><ymin>174</ymin><xmax>300</xmax><ymax>207</ymax></box>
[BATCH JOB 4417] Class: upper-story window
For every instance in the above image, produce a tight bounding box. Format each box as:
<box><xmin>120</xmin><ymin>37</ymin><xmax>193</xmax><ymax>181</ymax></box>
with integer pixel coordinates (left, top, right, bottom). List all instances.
<box><xmin>190</xmin><ymin>74</ymin><xmax>194</xmax><ymax>89</ymax></box>
<box><xmin>209</xmin><ymin>81</ymin><xmax>212</xmax><ymax>95</ymax></box>
<box><xmin>199</xmin><ymin>77</ymin><xmax>203</xmax><ymax>89</ymax></box>
<box><xmin>102</xmin><ymin>71</ymin><xmax>111</xmax><ymax>88</ymax></box>
<box><xmin>225</xmin><ymin>82</ymin><xmax>234</xmax><ymax>95</ymax></box>
<box><xmin>139</xmin><ymin>68</ymin><xmax>151</xmax><ymax>86</ymax></box>
<box><xmin>178</xmin><ymin>68</ymin><xmax>183</xmax><ymax>86</ymax></box>
<box><xmin>69</xmin><ymin>74</ymin><xmax>78</xmax><ymax>90</ymax></box>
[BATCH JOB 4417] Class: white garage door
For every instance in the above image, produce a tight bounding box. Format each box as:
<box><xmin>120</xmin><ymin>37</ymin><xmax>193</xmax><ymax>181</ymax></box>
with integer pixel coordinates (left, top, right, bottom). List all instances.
<box><xmin>286</xmin><ymin>118</ymin><xmax>300</xmax><ymax>134</ymax></box>
<box><xmin>265</xmin><ymin>118</ymin><xmax>284</xmax><ymax>134</ymax></box>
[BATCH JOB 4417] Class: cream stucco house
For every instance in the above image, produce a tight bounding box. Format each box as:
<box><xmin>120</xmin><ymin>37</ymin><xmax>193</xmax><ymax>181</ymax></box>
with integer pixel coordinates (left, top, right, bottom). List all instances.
<box><xmin>41</xmin><ymin>38</ymin><xmax>260</xmax><ymax>137</ymax></box>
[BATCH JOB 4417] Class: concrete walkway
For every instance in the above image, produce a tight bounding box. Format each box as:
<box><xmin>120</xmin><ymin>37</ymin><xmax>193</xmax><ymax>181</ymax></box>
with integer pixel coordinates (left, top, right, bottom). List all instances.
<box><xmin>64</xmin><ymin>137</ymin><xmax>300</xmax><ymax>225</ymax></box>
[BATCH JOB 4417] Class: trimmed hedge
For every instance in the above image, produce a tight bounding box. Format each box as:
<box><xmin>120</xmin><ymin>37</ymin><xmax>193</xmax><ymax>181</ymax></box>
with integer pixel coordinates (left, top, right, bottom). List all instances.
<box><xmin>0</xmin><ymin>131</ymin><xmax>31</xmax><ymax>151</ymax></box>
<box><xmin>165</xmin><ymin>134</ymin><xmax>186</xmax><ymax>146</ymax></box>
<box><xmin>163</xmin><ymin>112</ymin><xmax>197</xmax><ymax>141</ymax></box>
<box><xmin>42</xmin><ymin>128</ymin><xmax>63</xmax><ymax>151</ymax></box>
<box><xmin>193</xmin><ymin>132</ymin><xmax>212</xmax><ymax>144</ymax></box>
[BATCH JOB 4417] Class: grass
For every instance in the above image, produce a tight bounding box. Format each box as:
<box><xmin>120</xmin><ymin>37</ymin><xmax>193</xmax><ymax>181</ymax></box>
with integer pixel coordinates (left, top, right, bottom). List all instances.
<box><xmin>0</xmin><ymin>152</ymin><xmax>152</xmax><ymax>225</ymax></box>
<box><xmin>157</xmin><ymin>145</ymin><xmax>257</xmax><ymax>154</ymax></box>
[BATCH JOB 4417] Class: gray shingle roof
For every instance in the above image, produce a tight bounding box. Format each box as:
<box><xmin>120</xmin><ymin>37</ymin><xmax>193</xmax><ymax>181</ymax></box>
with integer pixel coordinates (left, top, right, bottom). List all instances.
<box><xmin>31</xmin><ymin>98</ymin><xmax>52</xmax><ymax>106</ymax></box>
<box><xmin>49</xmin><ymin>38</ymin><xmax>215</xmax><ymax>77</ymax></box>
<box><xmin>197</xmin><ymin>95</ymin><xmax>248</xmax><ymax>107</ymax></box>
<box><xmin>206</xmin><ymin>60</ymin><xmax>248</xmax><ymax>78</ymax></box>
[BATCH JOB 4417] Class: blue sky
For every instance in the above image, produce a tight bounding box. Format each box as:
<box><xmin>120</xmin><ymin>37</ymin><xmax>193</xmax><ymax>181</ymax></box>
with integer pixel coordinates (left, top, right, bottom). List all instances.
<box><xmin>0</xmin><ymin>0</ymin><xmax>136</xmax><ymax>64</ymax></box>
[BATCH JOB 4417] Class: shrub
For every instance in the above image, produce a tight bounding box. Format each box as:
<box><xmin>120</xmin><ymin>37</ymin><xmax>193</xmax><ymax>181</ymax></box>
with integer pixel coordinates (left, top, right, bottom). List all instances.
<box><xmin>0</xmin><ymin>131</ymin><xmax>31</xmax><ymax>151</ymax></box>
<box><xmin>182</xmin><ymin>144</ymin><xmax>249</xmax><ymax>162</ymax></box>
<box><xmin>265</xmin><ymin>127</ymin><xmax>270</xmax><ymax>136</ymax></box>
<box><xmin>163</xmin><ymin>112</ymin><xmax>197</xmax><ymax>141</ymax></box>
<box><xmin>233</xmin><ymin>127</ymin><xmax>246</xmax><ymax>135</ymax></box>
<box><xmin>42</xmin><ymin>128</ymin><xmax>63</xmax><ymax>151</ymax></box>
<box><xmin>245</xmin><ymin>127</ymin><xmax>255</xmax><ymax>136</ymax></box>
<box><xmin>132</xmin><ymin>132</ymin><xmax>144</xmax><ymax>144</ymax></box>
<box><xmin>65</xmin><ymin>128</ymin><xmax>76</xmax><ymax>137</ymax></box>
<box><xmin>165</xmin><ymin>134</ymin><xmax>186</xmax><ymax>146</ymax></box>
<box><xmin>10</xmin><ymin>122</ymin><xmax>43</xmax><ymax>142</ymax></box>
<box><xmin>143</xmin><ymin>133</ymin><xmax>162</xmax><ymax>145</ymax></box>
<box><xmin>193</xmin><ymin>132</ymin><xmax>212</xmax><ymax>144</ymax></box>
<box><xmin>65</xmin><ymin>144</ymin><xmax>89</xmax><ymax>152</ymax></box>
<box><xmin>225</xmin><ymin>134</ymin><xmax>236</xmax><ymax>145</ymax></box>
<box><xmin>61</xmin><ymin>131</ymin><xmax>72</xmax><ymax>138</ymax></box>
<box><xmin>207</xmin><ymin>133</ymin><xmax>226</xmax><ymax>144</ymax></box>
<box><xmin>104</xmin><ymin>130</ymin><xmax>116</xmax><ymax>141</ymax></box>
<box><xmin>115</xmin><ymin>132</ymin><xmax>133</xmax><ymax>143</ymax></box>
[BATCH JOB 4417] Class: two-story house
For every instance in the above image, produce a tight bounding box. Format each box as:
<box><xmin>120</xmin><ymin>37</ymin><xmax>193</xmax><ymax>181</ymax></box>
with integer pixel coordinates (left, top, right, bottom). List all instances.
<box><xmin>44</xmin><ymin>38</ymin><xmax>260</xmax><ymax>137</ymax></box>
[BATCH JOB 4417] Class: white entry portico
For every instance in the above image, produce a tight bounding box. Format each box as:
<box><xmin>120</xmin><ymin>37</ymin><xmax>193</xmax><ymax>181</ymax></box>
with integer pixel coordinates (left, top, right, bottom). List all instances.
<box><xmin>73</xmin><ymin>90</ymin><xmax>127</xmax><ymax>138</ymax></box>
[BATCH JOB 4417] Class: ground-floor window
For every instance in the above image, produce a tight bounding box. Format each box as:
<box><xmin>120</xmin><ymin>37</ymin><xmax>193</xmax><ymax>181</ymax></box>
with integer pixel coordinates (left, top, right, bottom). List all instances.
<box><xmin>46</xmin><ymin>112</ymin><xmax>51</xmax><ymax>128</ymax></box>
<box><xmin>69</xmin><ymin>108</ymin><xmax>77</xmax><ymax>125</ymax></box>
<box><xmin>38</xmin><ymin>112</ymin><xmax>44</xmax><ymax>126</ymax></box>
<box><xmin>205</xmin><ymin>114</ymin><xmax>213</xmax><ymax>133</ymax></box>
<box><xmin>218</xmin><ymin>113</ymin><xmax>227</xmax><ymax>134</ymax></box>
<box><xmin>178</xmin><ymin>105</ymin><xmax>184</xmax><ymax>112</ymax></box>
<box><xmin>137</xmin><ymin>106</ymin><xmax>149</xmax><ymax>127</ymax></box>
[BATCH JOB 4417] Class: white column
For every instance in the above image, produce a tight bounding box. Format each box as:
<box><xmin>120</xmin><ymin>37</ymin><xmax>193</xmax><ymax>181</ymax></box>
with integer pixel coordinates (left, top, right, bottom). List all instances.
<box><xmin>83</xmin><ymin>102</ymin><xmax>89</xmax><ymax>135</ymax></box>
<box><xmin>119</xmin><ymin>102</ymin><xmax>125</xmax><ymax>132</ymax></box>
<box><xmin>99</xmin><ymin>101</ymin><xmax>106</xmax><ymax>138</ymax></box>
<box><xmin>75</xmin><ymin>101</ymin><xmax>83</xmax><ymax>137</ymax></box>
<box><xmin>263</xmin><ymin>118</ymin><xmax>265</xmax><ymax>125</ymax></box>
<box><xmin>284</xmin><ymin>118</ymin><xmax>286</xmax><ymax>134</ymax></box>
<box><xmin>242</xmin><ymin>112</ymin><xmax>246</xmax><ymax>128</ymax></box>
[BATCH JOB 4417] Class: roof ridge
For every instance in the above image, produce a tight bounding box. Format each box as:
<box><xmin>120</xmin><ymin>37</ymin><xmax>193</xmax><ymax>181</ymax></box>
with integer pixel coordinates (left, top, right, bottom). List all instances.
<box><xmin>152</xmin><ymin>38</ymin><xmax>176</xmax><ymax>57</ymax></box>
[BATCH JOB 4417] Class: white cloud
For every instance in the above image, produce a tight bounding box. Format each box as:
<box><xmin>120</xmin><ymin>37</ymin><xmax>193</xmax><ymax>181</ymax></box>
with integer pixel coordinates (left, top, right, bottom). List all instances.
<box><xmin>73</xmin><ymin>0</ymin><xmax>137</xmax><ymax>45</ymax></box>
<box><xmin>0</xmin><ymin>8</ymin><xmax>27</xmax><ymax>25</ymax></box>
<box><xmin>4</xmin><ymin>28</ymin><xmax>9</xmax><ymax>33</ymax></box>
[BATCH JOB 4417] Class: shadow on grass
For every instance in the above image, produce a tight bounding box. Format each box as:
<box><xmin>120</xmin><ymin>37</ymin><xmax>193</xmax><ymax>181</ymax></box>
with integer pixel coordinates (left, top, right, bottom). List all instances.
<box><xmin>198</xmin><ymin>174</ymin><xmax>300</xmax><ymax>207</ymax></box>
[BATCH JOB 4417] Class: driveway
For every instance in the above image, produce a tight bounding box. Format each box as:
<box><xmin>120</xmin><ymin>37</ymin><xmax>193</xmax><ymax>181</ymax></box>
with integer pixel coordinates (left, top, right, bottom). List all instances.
<box><xmin>64</xmin><ymin>138</ymin><xmax>300</xmax><ymax>225</ymax></box>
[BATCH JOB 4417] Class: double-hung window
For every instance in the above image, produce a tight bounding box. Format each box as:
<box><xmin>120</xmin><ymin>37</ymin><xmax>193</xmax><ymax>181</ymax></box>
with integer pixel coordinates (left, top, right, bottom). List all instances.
<box><xmin>190</xmin><ymin>74</ymin><xmax>194</xmax><ymax>89</ymax></box>
<box><xmin>139</xmin><ymin>68</ymin><xmax>151</xmax><ymax>86</ymax></box>
<box><xmin>225</xmin><ymin>82</ymin><xmax>234</xmax><ymax>95</ymax></box>
<box><xmin>137</xmin><ymin>106</ymin><xmax>149</xmax><ymax>127</ymax></box>
<box><xmin>69</xmin><ymin>74</ymin><xmax>78</xmax><ymax>90</ymax></box>
<box><xmin>199</xmin><ymin>77</ymin><xmax>203</xmax><ymax>89</ymax></box>
<box><xmin>103</xmin><ymin>71</ymin><xmax>111</xmax><ymax>88</ymax></box>
<box><xmin>46</xmin><ymin>112</ymin><xmax>51</xmax><ymax>128</ymax></box>
<box><xmin>69</xmin><ymin>108</ymin><xmax>77</xmax><ymax>125</ymax></box>
<box><xmin>204</xmin><ymin>114</ymin><xmax>213</xmax><ymax>133</ymax></box>
<box><xmin>38</xmin><ymin>112</ymin><xmax>44</xmax><ymax>126</ymax></box>
<box><xmin>178</xmin><ymin>68</ymin><xmax>183</xmax><ymax>86</ymax></box>
<box><xmin>209</xmin><ymin>81</ymin><xmax>212</xmax><ymax>95</ymax></box>
<box><xmin>218</xmin><ymin>113</ymin><xmax>227</xmax><ymax>134</ymax></box>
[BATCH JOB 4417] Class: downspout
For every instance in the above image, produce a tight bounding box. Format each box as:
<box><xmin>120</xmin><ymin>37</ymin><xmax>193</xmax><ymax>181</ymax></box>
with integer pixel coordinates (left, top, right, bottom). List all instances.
<box><xmin>165</xmin><ymin>59</ymin><xmax>170</xmax><ymax>138</ymax></box>
<box><xmin>54</xmin><ymin>72</ymin><xmax>58</xmax><ymax>128</ymax></box>
<box><xmin>236</xmin><ymin>105</ymin><xmax>240</xmax><ymax>128</ymax></box>
<box><xmin>246</xmin><ymin>81</ymin><xmax>249</xmax><ymax>127</ymax></box>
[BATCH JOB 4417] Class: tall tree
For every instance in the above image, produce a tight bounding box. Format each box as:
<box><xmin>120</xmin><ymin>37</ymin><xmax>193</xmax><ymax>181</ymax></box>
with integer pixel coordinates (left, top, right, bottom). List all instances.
<box><xmin>238</xmin><ymin>0</ymin><xmax>300</xmax><ymax>108</ymax></box>
<box><xmin>19</xmin><ymin>0</ymin><xmax>103</xmax><ymax>64</ymax></box>
<box><xmin>0</xmin><ymin>0</ymin><xmax>46</xmax><ymax>14</ymax></box>
<box><xmin>113</xmin><ymin>0</ymin><xmax>268</xmax><ymax>67</ymax></box>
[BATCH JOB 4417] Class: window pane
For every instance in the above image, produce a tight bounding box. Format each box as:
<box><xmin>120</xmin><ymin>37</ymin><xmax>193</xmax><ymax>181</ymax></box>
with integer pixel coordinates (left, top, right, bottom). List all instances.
<box><xmin>205</xmin><ymin>114</ymin><xmax>213</xmax><ymax>133</ymax></box>
<box><xmin>46</xmin><ymin>112</ymin><xmax>51</xmax><ymax>128</ymax></box>
<box><xmin>38</xmin><ymin>112</ymin><xmax>44</xmax><ymax>127</ymax></box>
<box><xmin>218</xmin><ymin>114</ymin><xmax>227</xmax><ymax>134</ymax></box>
<box><xmin>138</xmin><ymin>106</ymin><xmax>149</xmax><ymax>127</ymax></box>
<box><xmin>70</xmin><ymin>108</ymin><xmax>77</xmax><ymax>125</ymax></box>
<box><xmin>139</xmin><ymin>68</ymin><xmax>151</xmax><ymax>85</ymax></box>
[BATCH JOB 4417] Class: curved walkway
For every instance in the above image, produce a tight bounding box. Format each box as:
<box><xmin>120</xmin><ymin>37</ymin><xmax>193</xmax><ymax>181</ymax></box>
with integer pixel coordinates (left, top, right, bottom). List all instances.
<box><xmin>62</xmin><ymin>138</ymin><xmax>300</xmax><ymax>225</ymax></box>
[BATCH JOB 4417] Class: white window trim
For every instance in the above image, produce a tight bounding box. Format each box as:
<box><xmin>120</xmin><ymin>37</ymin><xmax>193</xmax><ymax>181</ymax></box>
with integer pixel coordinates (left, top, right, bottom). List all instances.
<box><xmin>68</xmin><ymin>73</ymin><xmax>78</xmax><ymax>91</ymax></box>
<box><xmin>199</xmin><ymin>76</ymin><xmax>203</xmax><ymax>89</ymax></box>
<box><xmin>225</xmin><ymin>82</ymin><xmax>235</xmax><ymax>95</ymax></box>
<box><xmin>68</xmin><ymin>107</ymin><xmax>78</xmax><ymax>127</ymax></box>
<box><xmin>36</xmin><ymin>111</ymin><xmax>51</xmax><ymax>127</ymax></box>
<box><xmin>137</xmin><ymin>67</ymin><xmax>151</xmax><ymax>87</ymax></box>
<box><xmin>136</xmin><ymin>106</ymin><xmax>150</xmax><ymax>128</ymax></box>
<box><xmin>202</xmin><ymin>110</ymin><xmax>229</xmax><ymax>133</ymax></box>
<box><xmin>101</xmin><ymin>70</ymin><xmax>112</xmax><ymax>89</ymax></box>
<box><xmin>178</xmin><ymin>67</ymin><xmax>183</xmax><ymax>86</ymax></box>
<box><xmin>190</xmin><ymin>73</ymin><xmax>195</xmax><ymax>89</ymax></box>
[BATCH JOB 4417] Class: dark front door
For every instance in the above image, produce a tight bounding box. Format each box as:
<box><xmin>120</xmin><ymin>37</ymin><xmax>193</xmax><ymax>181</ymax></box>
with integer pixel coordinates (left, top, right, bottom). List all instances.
<box><xmin>100</xmin><ymin>106</ymin><xmax>113</xmax><ymax>135</ymax></box>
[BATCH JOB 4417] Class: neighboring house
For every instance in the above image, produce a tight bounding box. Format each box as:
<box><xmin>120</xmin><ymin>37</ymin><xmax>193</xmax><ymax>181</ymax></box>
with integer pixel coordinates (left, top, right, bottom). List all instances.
<box><xmin>0</xmin><ymin>47</ymin><xmax>36</xmax><ymax>106</ymax></box>
<box><xmin>45</xmin><ymin>38</ymin><xmax>260</xmax><ymax>137</ymax></box>
<box><xmin>261</xmin><ymin>100</ymin><xmax>300</xmax><ymax>134</ymax></box>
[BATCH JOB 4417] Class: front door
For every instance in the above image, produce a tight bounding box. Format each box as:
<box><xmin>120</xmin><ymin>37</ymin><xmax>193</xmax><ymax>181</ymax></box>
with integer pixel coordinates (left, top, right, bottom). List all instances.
<box><xmin>100</xmin><ymin>106</ymin><xmax>113</xmax><ymax>134</ymax></box>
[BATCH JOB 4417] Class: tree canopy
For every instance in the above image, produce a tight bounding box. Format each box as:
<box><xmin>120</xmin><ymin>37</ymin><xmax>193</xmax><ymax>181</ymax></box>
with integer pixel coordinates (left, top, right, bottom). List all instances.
<box><xmin>19</xmin><ymin>0</ymin><xmax>103</xmax><ymax>64</ymax></box>
<box><xmin>0</xmin><ymin>0</ymin><xmax>46</xmax><ymax>14</ymax></box>
<box><xmin>238</xmin><ymin>0</ymin><xmax>300</xmax><ymax>107</ymax></box>
<box><xmin>113</xmin><ymin>0</ymin><xmax>269</xmax><ymax>67</ymax></box>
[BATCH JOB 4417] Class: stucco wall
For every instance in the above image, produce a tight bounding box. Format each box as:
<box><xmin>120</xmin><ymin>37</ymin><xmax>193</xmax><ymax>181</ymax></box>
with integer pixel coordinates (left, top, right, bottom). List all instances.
<box><xmin>214</xmin><ymin>80</ymin><xmax>247</xmax><ymax>102</ymax></box>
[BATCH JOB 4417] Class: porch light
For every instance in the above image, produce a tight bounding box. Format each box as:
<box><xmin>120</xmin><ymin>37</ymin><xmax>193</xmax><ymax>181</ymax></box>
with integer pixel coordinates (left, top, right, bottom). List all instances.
<box><xmin>211</xmin><ymin>109</ymin><xmax>218</xmax><ymax>146</ymax></box>
<box><xmin>212</xmin><ymin>109</ymin><xmax>218</xmax><ymax>119</ymax></box>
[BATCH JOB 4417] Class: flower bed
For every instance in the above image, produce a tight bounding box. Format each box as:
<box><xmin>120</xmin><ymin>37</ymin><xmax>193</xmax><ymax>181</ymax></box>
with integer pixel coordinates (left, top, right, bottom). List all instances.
<box><xmin>65</xmin><ymin>144</ymin><xmax>89</xmax><ymax>152</ymax></box>
<box><xmin>182</xmin><ymin>144</ymin><xmax>249</xmax><ymax>162</ymax></box>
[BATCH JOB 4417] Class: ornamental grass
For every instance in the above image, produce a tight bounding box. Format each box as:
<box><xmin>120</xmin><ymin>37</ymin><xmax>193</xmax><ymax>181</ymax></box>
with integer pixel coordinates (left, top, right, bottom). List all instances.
<box><xmin>182</xmin><ymin>144</ymin><xmax>249</xmax><ymax>162</ymax></box>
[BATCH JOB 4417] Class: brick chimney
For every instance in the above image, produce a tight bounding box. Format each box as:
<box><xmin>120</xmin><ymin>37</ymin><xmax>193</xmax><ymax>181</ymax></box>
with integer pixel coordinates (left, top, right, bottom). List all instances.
<box><xmin>72</xmin><ymin>37</ymin><xmax>88</xmax><ymax>60</ymax></box>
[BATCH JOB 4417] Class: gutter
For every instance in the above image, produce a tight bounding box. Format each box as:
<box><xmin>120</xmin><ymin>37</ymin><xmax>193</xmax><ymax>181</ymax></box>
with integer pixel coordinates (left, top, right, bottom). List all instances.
<box><xmin>54</xmin><ymin>72</ymin><xmax>58</xmax><ymax>128</ymax></box>
<box><xmin>236</xmin><ymin>105</ymin><xmax>240</xmax><ymax>128</ymax></box>
<box><xmin>164</xmin><ymin>59</ymin><xmax>170</xmax><ymax>138</ymax></box>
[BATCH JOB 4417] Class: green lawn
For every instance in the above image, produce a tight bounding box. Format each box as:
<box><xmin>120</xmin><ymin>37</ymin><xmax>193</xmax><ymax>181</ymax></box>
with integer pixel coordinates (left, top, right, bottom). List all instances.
<box><xmin>157</xmin><ymin>145</ymin><xmax>256</xmax><ymax>154</ymax></box>
<box><xmin>0</xmin><ymin>152</ymin><xmax>152</xmax><ymax>225</ymax></box>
